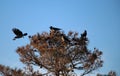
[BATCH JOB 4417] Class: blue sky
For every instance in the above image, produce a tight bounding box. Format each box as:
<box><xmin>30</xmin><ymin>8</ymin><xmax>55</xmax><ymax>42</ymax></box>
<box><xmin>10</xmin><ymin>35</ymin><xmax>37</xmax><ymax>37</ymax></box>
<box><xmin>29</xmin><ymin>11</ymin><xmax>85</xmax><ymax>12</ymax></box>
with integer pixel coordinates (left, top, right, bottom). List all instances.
<box><xmin>0</xmin><ymin>0</ymin><xmax>120</xmax><ymax>75</ymax></box>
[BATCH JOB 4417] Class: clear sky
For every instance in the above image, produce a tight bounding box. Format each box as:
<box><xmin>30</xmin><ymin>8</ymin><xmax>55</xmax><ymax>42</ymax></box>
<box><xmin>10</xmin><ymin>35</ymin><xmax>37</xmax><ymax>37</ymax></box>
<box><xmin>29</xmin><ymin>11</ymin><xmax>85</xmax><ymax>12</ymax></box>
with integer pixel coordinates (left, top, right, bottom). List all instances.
<box><xmin>0</xmin><ymin>0</ymin><xmax>120</xmax><ymax>75</ymax></box>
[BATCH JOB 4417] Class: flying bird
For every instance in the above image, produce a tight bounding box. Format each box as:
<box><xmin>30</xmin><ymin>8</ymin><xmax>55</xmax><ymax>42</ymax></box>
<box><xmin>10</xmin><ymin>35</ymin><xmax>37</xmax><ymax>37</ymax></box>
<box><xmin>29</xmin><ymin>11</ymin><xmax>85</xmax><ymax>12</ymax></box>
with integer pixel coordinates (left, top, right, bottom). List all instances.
<box><xmin>50</xmin><ymin>26</ymin><xmax>61</xmax><ymax>31</ymax></box>
<box><xmin>12</xmin><ymin>28</ymin><xmax>27</xmax><ymax>40</ymax></box>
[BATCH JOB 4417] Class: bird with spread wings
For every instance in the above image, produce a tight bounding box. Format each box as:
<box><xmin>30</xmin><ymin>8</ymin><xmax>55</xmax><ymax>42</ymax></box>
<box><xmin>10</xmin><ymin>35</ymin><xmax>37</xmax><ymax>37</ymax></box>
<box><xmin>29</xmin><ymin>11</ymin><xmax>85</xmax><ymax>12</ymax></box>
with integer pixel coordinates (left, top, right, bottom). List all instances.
<box><xmin>12</xmin><ymin>28</ymin><xmax>27</xmax><ymax>40</ymax></box>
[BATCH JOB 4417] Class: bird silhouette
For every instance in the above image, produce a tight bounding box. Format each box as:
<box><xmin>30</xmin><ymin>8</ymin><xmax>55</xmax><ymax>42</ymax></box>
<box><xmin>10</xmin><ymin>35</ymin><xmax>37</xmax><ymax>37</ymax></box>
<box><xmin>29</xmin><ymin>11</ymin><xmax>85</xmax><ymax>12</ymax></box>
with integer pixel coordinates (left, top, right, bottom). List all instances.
<box><xmin>81</xmin><ymin>30</ymin><xmax>87</xmax><ymax>37</ymax></box>
<box><xmin>50</xmin><ymin>26</ymin><xmax>61</xmax><ymax>31</ymax></box>
<box><xmin>12</xmin><ymin>28</ymin><xmax>27</xmax><ymax>40</ymax></box>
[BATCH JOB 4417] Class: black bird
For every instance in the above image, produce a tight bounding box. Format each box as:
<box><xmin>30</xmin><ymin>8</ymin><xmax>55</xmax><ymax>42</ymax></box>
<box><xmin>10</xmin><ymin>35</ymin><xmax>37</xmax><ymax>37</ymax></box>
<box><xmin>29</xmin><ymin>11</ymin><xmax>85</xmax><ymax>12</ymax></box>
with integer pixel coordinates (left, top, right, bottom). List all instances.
<box><xmin>12</xmin><ymin>28</ymin><xmax>27</xmax><ymax>40</ymax></box>
<box><xmin>81</xmin><ymin>30</ymin><xmax>87</xmax><ymax>37</ymax></box>
<box><xmin>61</xmin><ymin>34</ymin><xmax>70</xmax><ymax>43</ymax></box>
<box><xmin>50</xmin><ymin>26</ymin><xmax>61</xmax><ymax>31</ymax></box>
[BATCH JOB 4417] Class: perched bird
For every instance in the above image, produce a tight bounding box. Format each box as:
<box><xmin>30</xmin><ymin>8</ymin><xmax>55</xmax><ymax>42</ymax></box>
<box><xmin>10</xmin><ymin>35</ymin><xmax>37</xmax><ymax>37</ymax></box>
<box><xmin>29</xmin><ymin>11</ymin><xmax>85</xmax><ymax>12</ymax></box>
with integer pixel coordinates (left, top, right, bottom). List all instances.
<box><xmin>81</xmin><ymin>30</ymin><xmax>87</xmax><ymax>37</ymax></box>
<box><xmin>50</xmin><ymin>26</ymin><xmax>61</xmax><ymax>31</ymax></box>
<box><xmin>12</xmin><ymin>28</ymin><xmax>27</xmax><ymax>40</ymax></box>
<box><xmin>61</xmin><ymin>34</ymin><xmax>70</xmax><ymax>43</ymax></box>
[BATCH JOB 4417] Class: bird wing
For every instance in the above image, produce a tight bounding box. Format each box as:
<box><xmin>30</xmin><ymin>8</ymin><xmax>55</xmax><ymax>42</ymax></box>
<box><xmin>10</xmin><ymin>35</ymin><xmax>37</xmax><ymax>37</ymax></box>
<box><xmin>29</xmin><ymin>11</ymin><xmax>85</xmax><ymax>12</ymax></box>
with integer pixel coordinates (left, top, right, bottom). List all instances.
<box><xmin>12</xmin><ymin>28</ymin><xmax>23</xmax><ymax>36</ymax></box>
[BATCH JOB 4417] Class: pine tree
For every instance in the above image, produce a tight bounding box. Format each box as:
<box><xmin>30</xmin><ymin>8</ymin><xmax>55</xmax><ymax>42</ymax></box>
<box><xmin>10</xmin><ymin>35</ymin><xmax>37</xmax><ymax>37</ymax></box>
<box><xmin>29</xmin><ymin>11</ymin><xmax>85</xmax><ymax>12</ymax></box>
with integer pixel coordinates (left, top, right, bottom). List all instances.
<box><xmin>0</xmin><ymin>27</ymin><xmax>116</xmax><ymax>76</ymax></box>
